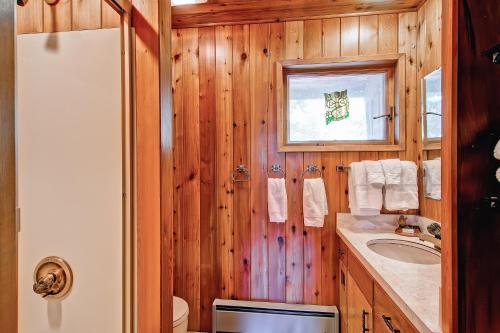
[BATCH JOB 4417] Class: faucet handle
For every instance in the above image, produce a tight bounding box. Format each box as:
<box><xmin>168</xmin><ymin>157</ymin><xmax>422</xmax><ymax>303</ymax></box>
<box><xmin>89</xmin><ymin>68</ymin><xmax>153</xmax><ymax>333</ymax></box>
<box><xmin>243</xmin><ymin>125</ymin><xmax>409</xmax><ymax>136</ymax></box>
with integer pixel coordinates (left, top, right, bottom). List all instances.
<box><xmin>397</xmin><ymin>215</ymin><xmax>408</xmax><ymax>226</ymax></box>
<box><xmin>33</xmin><ymin>268</ymin><xmax>65</xmax><ymax>298</ymax></box>
<box><xmin>427</xmin><ymin>223</ymin><xmax>441</xmax><ymax>239</ymax></box>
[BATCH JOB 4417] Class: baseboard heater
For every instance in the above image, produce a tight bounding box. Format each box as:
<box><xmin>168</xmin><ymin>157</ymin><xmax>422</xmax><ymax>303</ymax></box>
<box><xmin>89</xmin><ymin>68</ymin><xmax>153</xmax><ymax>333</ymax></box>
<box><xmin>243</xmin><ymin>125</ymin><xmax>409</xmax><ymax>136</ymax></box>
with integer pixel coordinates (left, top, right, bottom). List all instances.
<box><xmin>213</xmin><ymin>299</ymin><xmax>339</xmax><ymax>333</ymax></box>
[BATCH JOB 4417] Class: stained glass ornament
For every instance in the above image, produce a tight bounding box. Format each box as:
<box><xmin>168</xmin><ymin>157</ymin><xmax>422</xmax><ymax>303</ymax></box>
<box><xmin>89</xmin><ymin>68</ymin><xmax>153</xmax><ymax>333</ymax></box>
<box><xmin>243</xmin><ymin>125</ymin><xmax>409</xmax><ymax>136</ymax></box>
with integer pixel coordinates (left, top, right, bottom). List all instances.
<box><xmin>324</xmin><ymin>89</ymin><xmax>349</xmax><ymax>124</ymax></box>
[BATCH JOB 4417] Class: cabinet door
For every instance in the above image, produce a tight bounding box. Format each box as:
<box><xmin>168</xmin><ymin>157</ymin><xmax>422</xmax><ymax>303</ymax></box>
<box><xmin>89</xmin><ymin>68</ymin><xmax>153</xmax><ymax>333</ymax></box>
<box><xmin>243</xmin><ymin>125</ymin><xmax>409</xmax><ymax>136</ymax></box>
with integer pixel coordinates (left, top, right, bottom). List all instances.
<box><xmin>339</xmin><ymin>261</ymin><xmax>348</xmax><ymax>333</ymax></box>
<box><xmin>347</xmin><ymin>272</ymin><xmax>372</xmax><ymax>333</ymax></box>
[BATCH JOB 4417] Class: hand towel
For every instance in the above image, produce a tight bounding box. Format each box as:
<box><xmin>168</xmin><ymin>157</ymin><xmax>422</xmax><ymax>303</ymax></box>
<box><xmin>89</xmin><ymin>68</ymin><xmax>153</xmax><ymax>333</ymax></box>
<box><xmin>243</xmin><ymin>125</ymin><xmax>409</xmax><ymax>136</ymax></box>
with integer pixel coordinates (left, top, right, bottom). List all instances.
<box><xmin>268</xmin><ymin>178</ymin><xmax>287</xmax><ymax>223</ymax></box>
<box><xmin>380</xmin><ymin>159</ymin><xmax>402</xmax><ymax>185</ymax></box>
<box><xmin>348</xmin><ymin>162</ymin><xmax>383</xmax><ymax>216</ymax></box>
<box><xmin>384</xmin><ymin>161</ymin><xmax>419</xmax><ymax>211</ymax></box>
<box><xmin>363</xmin><ymin>160</ymin><xmax>385</xmax><ymax>186</ymax></box>
<box><xmin>303</xmin><ymin>178</ymin><xmax>328</xmax><ymax>227</ymax></box>
<box><xmin>423</xmin><ymin>159</ymin><xmax>441</xmax><ymax>200</ymax></box>
<box><xmin>494</xmin><ymin>140</ymin><xmax>500</xmax><ymax>160</ymax></box>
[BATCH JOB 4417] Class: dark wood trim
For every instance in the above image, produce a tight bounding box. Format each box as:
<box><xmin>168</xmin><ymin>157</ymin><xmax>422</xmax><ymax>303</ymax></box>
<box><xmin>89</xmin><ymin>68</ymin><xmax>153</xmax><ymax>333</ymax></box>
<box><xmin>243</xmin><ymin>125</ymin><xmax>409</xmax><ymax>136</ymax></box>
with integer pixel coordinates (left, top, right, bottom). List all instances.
<box><xmin>441</xmin><ymin>0</ymin><xmax>458</xmax><ymax>332</ymax></box>
<box><xmin>0</xmin><ymin>1</ymin><xmax>17</xmax><ymax>332</ymax></box>
<box><xmin>455</xmin><ymin>0</ymin><xmax>500</xmax><ymax>332</ymax></box>
<box><xmin>104</xmin><ymin>0</ymin><xmax>132</xmax><ymax>14</ymax></box>
<box><xmin>159</xmin><ymin>0</ymin><xmax>174</xmax><ymax>332</ymax></box>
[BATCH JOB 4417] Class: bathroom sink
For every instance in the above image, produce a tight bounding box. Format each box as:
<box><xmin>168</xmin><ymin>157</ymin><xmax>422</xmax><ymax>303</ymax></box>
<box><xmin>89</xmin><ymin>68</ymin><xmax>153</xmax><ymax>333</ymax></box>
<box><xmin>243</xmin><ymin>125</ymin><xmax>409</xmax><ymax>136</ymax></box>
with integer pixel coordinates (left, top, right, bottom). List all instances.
<box><xmin>367</xmin><ymin>239</ymin><xmax>441</xmax><ymax>265</ymax></box>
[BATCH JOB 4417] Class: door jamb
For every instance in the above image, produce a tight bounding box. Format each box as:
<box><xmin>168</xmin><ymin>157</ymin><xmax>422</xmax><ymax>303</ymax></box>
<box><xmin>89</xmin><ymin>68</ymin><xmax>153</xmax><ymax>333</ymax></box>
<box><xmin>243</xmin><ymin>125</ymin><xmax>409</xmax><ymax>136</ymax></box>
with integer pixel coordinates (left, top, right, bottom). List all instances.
<box><xmin>0</xmin><ymin>0</ymin><xmax>17</xmax><ymax>331</ymax></box>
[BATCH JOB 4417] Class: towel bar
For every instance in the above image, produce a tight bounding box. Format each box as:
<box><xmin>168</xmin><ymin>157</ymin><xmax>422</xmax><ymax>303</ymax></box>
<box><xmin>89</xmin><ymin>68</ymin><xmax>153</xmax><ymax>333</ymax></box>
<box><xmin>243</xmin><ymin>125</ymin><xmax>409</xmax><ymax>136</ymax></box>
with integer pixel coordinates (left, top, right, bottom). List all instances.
<box><xmin>336</xmin><ymin>164</ymin><xmax>351</xmax><ymax>172</ymax></box>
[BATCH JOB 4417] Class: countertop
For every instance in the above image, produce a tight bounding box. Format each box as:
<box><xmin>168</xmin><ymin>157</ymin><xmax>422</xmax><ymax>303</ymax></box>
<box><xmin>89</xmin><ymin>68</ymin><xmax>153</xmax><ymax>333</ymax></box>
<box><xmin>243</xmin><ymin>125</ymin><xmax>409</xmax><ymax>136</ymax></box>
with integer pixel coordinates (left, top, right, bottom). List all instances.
<box><xmin>336</xmin><ymin>213</ymin><xmax>441</xmax><ymax>333</ymax></box>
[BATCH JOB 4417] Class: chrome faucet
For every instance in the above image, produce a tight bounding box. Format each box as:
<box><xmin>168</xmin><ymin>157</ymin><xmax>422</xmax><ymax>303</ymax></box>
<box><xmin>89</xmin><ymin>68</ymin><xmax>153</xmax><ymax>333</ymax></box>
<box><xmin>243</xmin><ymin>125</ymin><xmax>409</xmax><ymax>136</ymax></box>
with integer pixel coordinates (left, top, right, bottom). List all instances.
<box><xmin>419</xmin><ymin>223</ymin><xmax>441</xmax><ymax>251</ymax></box>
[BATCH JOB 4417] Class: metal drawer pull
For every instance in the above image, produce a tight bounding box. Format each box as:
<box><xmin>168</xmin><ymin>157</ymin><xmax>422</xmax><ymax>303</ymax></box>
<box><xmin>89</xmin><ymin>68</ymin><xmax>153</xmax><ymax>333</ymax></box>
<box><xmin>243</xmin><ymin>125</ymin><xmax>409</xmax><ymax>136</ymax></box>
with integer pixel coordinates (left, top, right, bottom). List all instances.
<box><xmin>362</xmin><ymin>310</ymin><xmax>370</xmax><ymax>332</ymax></box>
<box><xmin>382</xmin><ymin>315</ymin><xmax>401</xmax><ymax>333</ymax></box>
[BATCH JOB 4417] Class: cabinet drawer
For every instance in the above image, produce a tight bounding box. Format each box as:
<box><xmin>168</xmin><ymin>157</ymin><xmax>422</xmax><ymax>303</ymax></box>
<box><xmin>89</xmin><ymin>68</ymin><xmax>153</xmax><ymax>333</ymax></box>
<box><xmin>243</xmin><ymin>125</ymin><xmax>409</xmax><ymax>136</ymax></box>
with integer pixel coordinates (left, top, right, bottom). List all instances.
<box><xmin>374</xmin><ymin>283</ymin><xmax>418</xmax><ymax>333</ymax></box>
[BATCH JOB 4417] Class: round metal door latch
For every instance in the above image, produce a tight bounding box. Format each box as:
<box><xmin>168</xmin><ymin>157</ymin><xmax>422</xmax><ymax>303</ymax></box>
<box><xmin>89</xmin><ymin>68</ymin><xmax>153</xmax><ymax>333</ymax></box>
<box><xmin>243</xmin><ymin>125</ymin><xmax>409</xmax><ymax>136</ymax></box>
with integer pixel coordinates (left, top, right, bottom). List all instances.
<box><xmin>33</xmin><ymin>256</ymin><xmax>73</xmax><ymax>299</ymax></box>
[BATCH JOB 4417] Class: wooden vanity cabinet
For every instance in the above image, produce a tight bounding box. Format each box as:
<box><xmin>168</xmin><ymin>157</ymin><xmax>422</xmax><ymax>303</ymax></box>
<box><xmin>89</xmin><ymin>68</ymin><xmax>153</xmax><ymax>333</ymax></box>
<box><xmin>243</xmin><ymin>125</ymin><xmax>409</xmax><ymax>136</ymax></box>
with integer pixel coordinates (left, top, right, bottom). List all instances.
<box><xmin>338</xmin><ymin>238</ymin><xmax>419</xmax><ymax>333</ymax></box>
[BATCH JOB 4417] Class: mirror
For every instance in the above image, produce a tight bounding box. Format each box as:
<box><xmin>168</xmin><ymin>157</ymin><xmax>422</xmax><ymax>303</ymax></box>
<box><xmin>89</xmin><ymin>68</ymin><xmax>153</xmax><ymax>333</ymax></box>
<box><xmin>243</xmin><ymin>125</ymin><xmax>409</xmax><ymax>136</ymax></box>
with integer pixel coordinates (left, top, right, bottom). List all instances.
<box><xmin>422</xmin><ymin>68</ymin><xmax>442</xmax><ymax>148</ymax></box>
<box><xmin>421</xmin><ymin>68</ymin><xmax>442</xmax><ymax>200</ymax></box>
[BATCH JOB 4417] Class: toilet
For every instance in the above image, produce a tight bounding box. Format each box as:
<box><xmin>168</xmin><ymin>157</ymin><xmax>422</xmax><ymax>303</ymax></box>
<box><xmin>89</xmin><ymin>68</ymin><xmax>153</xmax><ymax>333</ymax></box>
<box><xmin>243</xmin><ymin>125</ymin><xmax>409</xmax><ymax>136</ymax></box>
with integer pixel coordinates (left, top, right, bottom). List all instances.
<box><xmin>173</xmin><ymin>296</ymin><xmax>189</xmax><ymax>333</ymax></box>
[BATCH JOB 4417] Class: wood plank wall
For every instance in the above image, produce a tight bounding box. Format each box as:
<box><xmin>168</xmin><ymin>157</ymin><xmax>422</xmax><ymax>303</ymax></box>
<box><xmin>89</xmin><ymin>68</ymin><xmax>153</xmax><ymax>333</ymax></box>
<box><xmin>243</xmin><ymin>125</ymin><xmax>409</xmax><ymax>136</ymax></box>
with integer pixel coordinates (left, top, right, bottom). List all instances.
<box><xmin>16</xmin><ymin>0</ymin><xmax>120</xmax><ymax>34</ymax></box>
<box><xmin>417</xmin><ymin>0</ymin><xmax>442</xmax><ymax>222</ymax></box>
<box><xmin>172</xmin><ymin>13</ymin><xmax>423</xmax><ymax>332</ymax></box>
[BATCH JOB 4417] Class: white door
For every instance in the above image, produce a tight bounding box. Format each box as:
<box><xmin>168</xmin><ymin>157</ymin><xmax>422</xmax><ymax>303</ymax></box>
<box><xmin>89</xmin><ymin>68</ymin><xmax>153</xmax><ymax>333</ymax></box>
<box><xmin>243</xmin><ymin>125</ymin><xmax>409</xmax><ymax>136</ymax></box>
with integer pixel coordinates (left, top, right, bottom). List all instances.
<box><xmin>17</xmin><ymin>29</ymin><xmax>123</xmax><ymax>333</ymax></box>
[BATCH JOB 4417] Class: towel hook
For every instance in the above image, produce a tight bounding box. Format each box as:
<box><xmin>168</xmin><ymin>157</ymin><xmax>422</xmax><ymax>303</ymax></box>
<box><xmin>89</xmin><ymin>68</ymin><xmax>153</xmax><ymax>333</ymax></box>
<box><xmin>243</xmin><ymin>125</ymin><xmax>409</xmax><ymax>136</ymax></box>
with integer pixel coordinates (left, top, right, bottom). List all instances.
<box><xmin>231</xmin><ymin>165</ymin><xmax>251</xmax><ymax>183</ymax></box>
<box><xmin>302</xmin><ymin>164</ymin><xmax>323</xmax><ymax>178</ymax></box>
<box><xmin>268</xmin><ymin>163</ymin><xmax>285</xmax><ymax>178</ymax></box>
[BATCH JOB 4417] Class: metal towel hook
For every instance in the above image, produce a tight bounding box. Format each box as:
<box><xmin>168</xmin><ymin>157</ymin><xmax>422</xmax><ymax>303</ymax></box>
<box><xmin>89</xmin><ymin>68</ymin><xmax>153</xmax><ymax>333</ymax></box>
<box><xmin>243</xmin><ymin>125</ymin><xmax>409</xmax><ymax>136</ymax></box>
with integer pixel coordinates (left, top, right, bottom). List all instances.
<box><xmin>231</xmin><ymin>165</ymin><xmax>251</xmax><ymax>183</ymax></box>
<box><xmin>302</xmin><ymin>164</ymin><xmax>323</xmax><ymax>178</ymax></box>
<box><xmin>268</xmin><ymin>163</ymin><xmax>285</xmax><ymax>178</ymax></box>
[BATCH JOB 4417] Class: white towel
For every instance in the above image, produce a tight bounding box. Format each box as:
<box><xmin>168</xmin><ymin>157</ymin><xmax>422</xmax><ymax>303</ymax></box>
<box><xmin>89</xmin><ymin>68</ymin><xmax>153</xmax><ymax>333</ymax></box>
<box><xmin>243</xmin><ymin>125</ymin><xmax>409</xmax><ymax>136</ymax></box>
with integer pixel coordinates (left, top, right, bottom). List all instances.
<box><xmin>303</xmin><ymin>178</ymin><xmax>328</xmax><ymax>227</ymax></box>
<box><xmin>494</xmin><ymin>140</ymin><xmax>500</xmax><ymax>160</ymax></box>
<box><xmin>363</xmin><ymin>160</ymin><xmax>385</xmax><ymax>186</ymax></box>
<box><xmin>348</xmin><ymin>162</ymin><xmax>383</xmax><ymax>216</ymax></box>
<box><xmin>384</xmin><ymin>161</ymin><xmax>419</xmax><ymax>211</ymax></box>
<box><xmin>268</xmin><ymin>178</ymin><xmax>287</xmax><ymax>223</ymax></box>
<box><xmin>380</xmin><ymin>159</ymin><xmax>402</xmax><ymax>185</ymax></box>
<box><xmin>423</xmin><ymin>159</ymin><xmax>441</xmax><ymax>200</ymax></box>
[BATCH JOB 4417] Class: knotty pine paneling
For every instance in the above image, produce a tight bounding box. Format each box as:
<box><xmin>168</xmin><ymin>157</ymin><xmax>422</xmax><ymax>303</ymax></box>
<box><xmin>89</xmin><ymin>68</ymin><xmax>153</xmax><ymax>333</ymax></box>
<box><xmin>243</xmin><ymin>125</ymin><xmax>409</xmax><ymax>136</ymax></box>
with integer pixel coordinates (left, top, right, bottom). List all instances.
<box><xmin>173</xmin><ymin>12</ymin><xmax>427</xmax><ymax>332</ymax></box>
<box><xmin>417</xmin><ymin>0</ymin><xmax>442</xmax><ymax>222</ymax></box>
<box><xmin>17</xmin><ymin>0</ymin><xmax>120</xmax><ymax>34</ymax></box>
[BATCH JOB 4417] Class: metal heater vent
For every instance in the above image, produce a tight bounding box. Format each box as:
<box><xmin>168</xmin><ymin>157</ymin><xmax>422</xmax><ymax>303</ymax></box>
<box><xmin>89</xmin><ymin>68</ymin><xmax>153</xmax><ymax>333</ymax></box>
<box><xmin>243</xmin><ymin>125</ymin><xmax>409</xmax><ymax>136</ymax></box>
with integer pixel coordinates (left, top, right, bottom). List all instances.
<box><xmin>213</xmin><ymin>299</ymin><xmax>339</xmax><ymax>333</ymax></box>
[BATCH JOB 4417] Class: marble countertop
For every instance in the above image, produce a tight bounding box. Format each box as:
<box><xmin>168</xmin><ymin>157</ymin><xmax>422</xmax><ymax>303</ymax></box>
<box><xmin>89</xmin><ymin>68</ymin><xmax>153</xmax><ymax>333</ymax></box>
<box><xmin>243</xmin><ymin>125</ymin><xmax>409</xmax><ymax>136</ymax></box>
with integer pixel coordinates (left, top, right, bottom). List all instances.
<box><xmin>337</xmin><ymin>213</ymin><xmax>441</xmax><ymax>333</ymax></box>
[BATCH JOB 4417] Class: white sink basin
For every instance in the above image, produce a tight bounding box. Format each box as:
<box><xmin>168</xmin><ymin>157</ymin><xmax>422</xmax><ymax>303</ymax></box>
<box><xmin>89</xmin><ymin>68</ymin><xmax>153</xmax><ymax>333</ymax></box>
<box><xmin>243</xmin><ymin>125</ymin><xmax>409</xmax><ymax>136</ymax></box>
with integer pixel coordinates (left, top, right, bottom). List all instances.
<box><xmin>367</xmin><ymin>239</ymin><xmax>441</xmax><ymax>265</ymax></box>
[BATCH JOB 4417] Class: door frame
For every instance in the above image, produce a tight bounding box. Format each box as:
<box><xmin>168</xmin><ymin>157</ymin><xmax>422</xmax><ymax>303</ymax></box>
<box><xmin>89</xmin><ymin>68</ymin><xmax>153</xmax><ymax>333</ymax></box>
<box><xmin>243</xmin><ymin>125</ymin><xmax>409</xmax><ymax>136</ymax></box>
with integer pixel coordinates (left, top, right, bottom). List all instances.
<box><xmin>441</xmin><ymin>0</ymin><xmax>458</xmax><ymax>332</ymax></box>
<box><xmin>0</xmin><ymin>0</ymin><xmax>17</xmax><ymax>332</ymax></box>
<box><xmin>108</xmin><ymin>0</ymin><xmax>174</xmax><ymax>332</ymax></box>
<box><xmin>0</xmin><ymin>0</ymin><xmax>174</xmax><ymax>332</ymax></box>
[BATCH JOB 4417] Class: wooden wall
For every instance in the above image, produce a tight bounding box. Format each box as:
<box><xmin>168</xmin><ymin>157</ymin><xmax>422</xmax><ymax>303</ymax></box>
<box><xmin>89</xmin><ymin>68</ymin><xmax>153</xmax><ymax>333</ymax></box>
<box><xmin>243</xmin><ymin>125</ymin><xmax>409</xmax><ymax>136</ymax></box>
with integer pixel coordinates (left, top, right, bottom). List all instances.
<box><xmin>172</xmin><ymin>13</ymin><xmax>421</xmax><ymax>331</ymax></box>
<box><xmin>16</xmin><ymin>0</ymin><xmax>120</xmax><ymax>34</ymax></box>
<box><xmin>417</xmin><ymin>0</ymin><xmax>442</xmax><ymax>222</ymax></box>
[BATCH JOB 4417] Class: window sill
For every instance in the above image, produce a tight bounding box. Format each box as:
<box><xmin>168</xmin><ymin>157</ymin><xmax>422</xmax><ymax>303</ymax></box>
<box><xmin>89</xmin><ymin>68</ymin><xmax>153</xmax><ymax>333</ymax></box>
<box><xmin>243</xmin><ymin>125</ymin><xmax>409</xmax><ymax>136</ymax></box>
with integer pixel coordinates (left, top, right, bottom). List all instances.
<box><xmin>278</xmin><ymin>142</ymin><xmax>405</xmax><ymax>152</ymax></box>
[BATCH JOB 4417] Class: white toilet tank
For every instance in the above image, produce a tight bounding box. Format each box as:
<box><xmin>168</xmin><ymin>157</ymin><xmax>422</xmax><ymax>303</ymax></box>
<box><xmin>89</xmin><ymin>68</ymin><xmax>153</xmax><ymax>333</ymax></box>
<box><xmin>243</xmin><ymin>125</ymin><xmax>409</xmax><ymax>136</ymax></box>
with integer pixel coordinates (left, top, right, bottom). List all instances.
<box><xmin>173</xmin><ymin>296</ymin><xmax>189</xmax><ymax>333</ymax></box>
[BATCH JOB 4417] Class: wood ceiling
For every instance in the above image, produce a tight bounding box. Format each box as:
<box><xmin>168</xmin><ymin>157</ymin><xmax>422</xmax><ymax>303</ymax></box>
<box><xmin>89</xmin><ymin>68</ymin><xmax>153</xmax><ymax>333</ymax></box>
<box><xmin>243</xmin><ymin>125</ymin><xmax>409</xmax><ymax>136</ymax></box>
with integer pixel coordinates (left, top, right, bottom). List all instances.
<box><xmin>172</xmin><ymin>0</ymin><xmax>425</xmax><ymax>28</ymax></box>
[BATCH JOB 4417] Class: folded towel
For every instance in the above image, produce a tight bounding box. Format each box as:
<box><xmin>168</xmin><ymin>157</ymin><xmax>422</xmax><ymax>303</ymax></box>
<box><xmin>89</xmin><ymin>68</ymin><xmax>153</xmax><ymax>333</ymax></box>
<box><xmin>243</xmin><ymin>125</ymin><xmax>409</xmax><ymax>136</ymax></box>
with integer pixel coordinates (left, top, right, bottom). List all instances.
<box><xmin>303</xmin><ymin>178</ymin><xmax>328</xmax><ymax>227</ymax></box>
<box><xmin>268</xmin><ymin>178</ymin><xmax>288</xmax><ymax>223</ymax></box>
<box><xmin>384</xmin><ymin>161</ymin><xmax>419</xmax><ymax>211</ymax></box>
<box><xmin>380</xmin><ymin>159</ymin><xmax>402</xmax><ymax>185</ymax></box>
<box><xmin>348</xmin><ymin>162</ymin><xmax>383</xmax><ymax>216</ymax></box>
<box><xmin>363</xmin><ymin>160</ymin><xmax>385</xmax><ymax>186</ymax></box>
<box><xmin>423</xmin><ymin>159</ymin><xmax>441</xmax><ymax>200</ymax></box>
<box><xmin>494</xmin><ymin>140</ymin><xmax>500</xmax><ymax>160</ymax></box>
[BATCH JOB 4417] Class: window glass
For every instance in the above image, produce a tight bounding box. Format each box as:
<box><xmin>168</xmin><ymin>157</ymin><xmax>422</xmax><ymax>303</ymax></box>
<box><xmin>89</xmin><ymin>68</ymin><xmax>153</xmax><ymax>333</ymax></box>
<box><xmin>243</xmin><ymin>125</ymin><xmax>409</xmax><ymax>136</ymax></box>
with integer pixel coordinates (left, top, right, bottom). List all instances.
<box><xmin>288</xmin><ymin>72</ymin><xmax>387</xmax><ymax>142</ymax></box>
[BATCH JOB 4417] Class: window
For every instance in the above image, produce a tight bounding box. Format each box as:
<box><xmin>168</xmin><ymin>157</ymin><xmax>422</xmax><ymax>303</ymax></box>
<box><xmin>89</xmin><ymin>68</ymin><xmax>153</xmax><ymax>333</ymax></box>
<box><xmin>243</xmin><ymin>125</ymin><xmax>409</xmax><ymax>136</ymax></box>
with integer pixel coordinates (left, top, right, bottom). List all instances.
<box><xmin>276</xmin><ymin>54</ymin><xmax>406</xmax><ymax>152</ymax></box>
